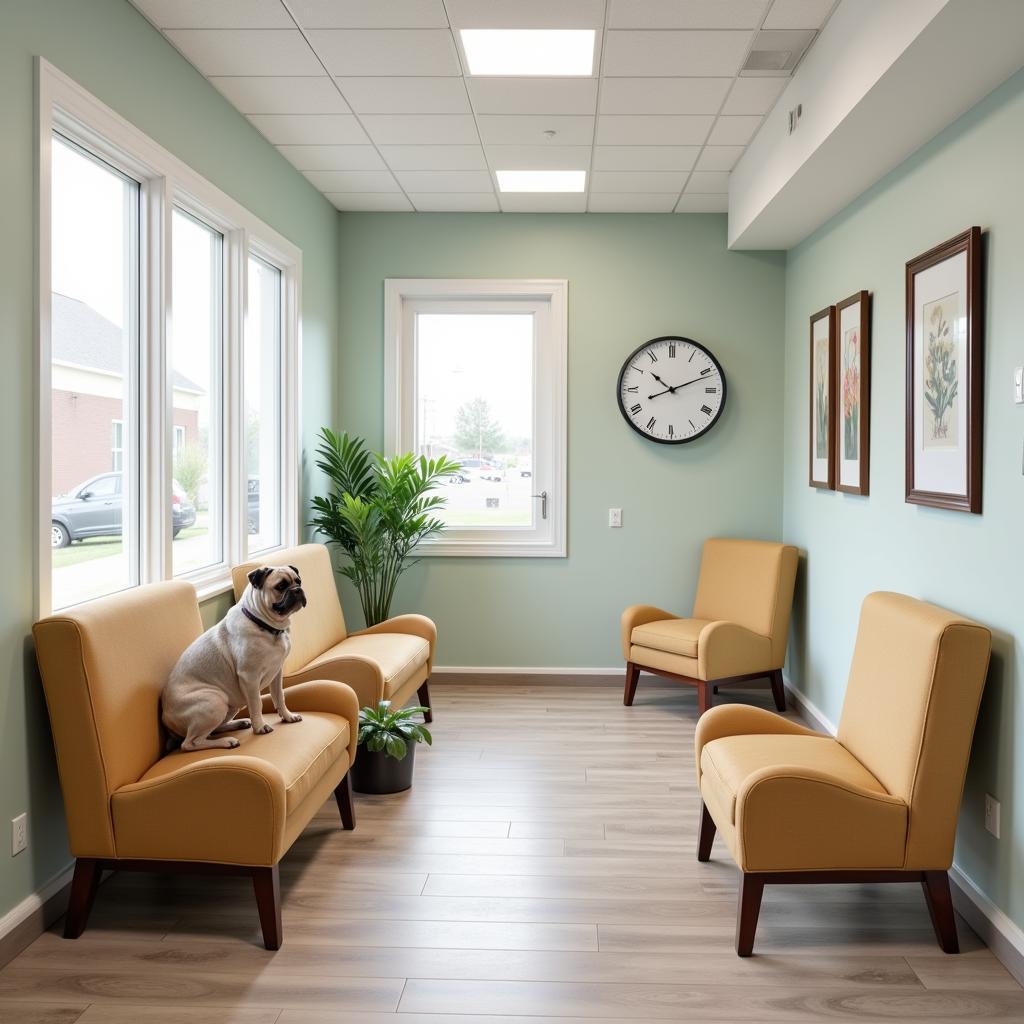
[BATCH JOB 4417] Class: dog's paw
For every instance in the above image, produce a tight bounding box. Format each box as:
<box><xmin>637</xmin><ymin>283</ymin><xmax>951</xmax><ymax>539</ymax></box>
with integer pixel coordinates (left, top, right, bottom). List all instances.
<box><xmin>253</xmin><ymin>723</ymin><xmax>274</xmax><ymax>735</ymax></box>
<box><xmin>235</xmin><ymin>718</ymin><xmax>252</xmax><ymax>730</ymax></box>
<box><xmin>228</xmin><ymin>738</ymin><xmax>241</xmax><ymax>748</ymax></box>
<box><xmin>280</xmin><ymin>712</ymin><xmax>303</xmax><ymax>724</ymax></box>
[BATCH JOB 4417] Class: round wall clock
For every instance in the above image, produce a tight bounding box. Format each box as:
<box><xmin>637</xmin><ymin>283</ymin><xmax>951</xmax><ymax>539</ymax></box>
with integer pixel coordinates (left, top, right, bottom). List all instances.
<box><xmin>616</xmin><ymin>336</ymin><xmax>727</xmax><ymax>445</ymax></box>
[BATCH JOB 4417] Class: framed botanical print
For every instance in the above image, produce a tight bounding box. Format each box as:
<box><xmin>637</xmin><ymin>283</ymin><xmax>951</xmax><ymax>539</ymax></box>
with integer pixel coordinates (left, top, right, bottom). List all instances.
<box><xmin>905</xmin><ymin>227</ymin><xmax>982</xmax><ymax>513</ymax></box>
<box><xmin>808</xmin><ymin>305</ymin><xmax>836</xmax><ymax>489</ymax></box>
<box><xmin>835</xmin><ymin>291</ymin><xmax>871</xmax><ymax>495</ymax></box>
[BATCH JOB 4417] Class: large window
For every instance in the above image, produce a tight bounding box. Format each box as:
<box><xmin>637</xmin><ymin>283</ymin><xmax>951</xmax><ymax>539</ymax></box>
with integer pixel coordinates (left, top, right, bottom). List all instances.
<box><xmin>386</xmin><ymin>280</ymin><xmax>567</xmax><ymax>557</ymax></box>
<box><xmin>39</xmin><ymin>62</ymin><xmax>301</xmax><ymax>613</ymax></box>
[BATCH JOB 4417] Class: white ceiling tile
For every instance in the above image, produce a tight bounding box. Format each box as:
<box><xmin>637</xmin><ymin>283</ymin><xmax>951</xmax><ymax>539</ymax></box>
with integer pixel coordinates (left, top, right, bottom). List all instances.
<box><xmin>395</xmin><ymin>170</ymin><xmax>495</xmax><ymax>192</ymax></box>
<box><xmin>603</xmin><ymin>30</ymin><xmax>752</xmax><ymax>77</ymax></box>
<box><xmin>589</xmin><ymin>193</ymin><xmax>679</xmax><ymax>212</ymax></box>
<box><xmin>327</xmin><ymin>192</ymin><xmax>415</xmax><ymax>211</ymax></box>
<box><xmin>686</xmin><ymin>170</ymin><xmax>730</xmax><ymax>193</ymax></box>
<box><xmin>165</xmin><ymin>29</ymin><xmax>322</xmax><ymax>76</ymax></box>
<box><xmin>446</xmin><ymin>0</ymin><xmax>606</xmax><ymax>28</ymax></box>
<box><xmin>501</xmin><ymin>194</ymin><xmax>587</xmax><ymax>212</ymax></box>
<box><xmin>599</xmin><ymin>78</ymin><xmax>730</xmax><ymax>115</ymax></box>
<box><xmin>695</xmin><ymin>145</ymin><xmax>745</xmax><ymax>170</ymax></box>
<box><xmin>337</xmin><ymin>77</ymin><xmax>470</xmax><ymax>114</ymax></box>
<box><xmin>675</xmin><ymin>194</ymin><xmax>728</xmax><ymax>212</ymax></box>
<box><xmin>608</xmin><ymin>0</ymin><xmax>769</xmax><ymax>29</ymax></box>
<box><xmin>361</xmin><ymin>114</ymin><xmax>480</xmax><ymax>145</ymax></box>
<box><xmin>477</xmin><ymin>115</ymin><xmax>595</xmax><ymax>146</ymax></box>
<box><xmin>210</xmin><ymin>77</ymin><xmax>350</xmax><ymax>115</ymax></box>
<box><xmin>288</xmin><ymin>1</ymin><xmax>449</xmax><ymax>28</ymax></box>
<box><xmin>721</xmin><ymin>76</ymin><xmax>787</xmax><ymax>115</ymax></box>
<box><xmin>707</xmin><ymin>114</ymin><xmax>763</xmax><ymax>144</ymax></box>
<box><xmin>591</xmin><ymin>170</ymin><xmax>687</xmax><ymax>192</ymax></box>
<box><xmin>247</xmin><ymin>114</ymin><xmax>369</xmax><ymax>145</ymax></box>
<box><xmin>379</xmin><ymin>145</ymin><xmax>489</xmax><ymax>169</ymax></box>
<box><xmin>308</xmin><ymin>29</ymin><xmax>460</xmax><ymax>76</ymax></box>
<box><xmin>304</xmin><ymin>170</ymin><xmax>400</xmax><ymax>192</ymax></box>
<box><xmin>130</xmin><ymin>0</ymin><xmax>292</xmax><ymax>28</ymax></box>
<box><xmin>593</xmin><ymin>146</ymin><xmax>699</xmax><ymax>170</ymax></box>
<box><xmin>763</xmin><ymin>0</ymin><xmax>835</xmax><ymax>30</ymax></box>
<box><xmin>596</xmin><ymin>115</ymin><xmax>712</xmax><ymax>145</ymax></box>
<box><xmin>487</xmin><ymin>145</ymin><xmax>591</xmax><ymax>170</ymax></box>
<box><xmin>410</xmin><ymin>193</ymin><xmax>500</xmax><ymax>212</ymax></box>
<box><xmin>467</xmin><ymin>79</ymin><xmax>599</xmax><ymax>115</ymax></box>
<box><xmin>277</xmin><ymin>145</ymin><xmax>386</xmax><ymax>170</ymax></box>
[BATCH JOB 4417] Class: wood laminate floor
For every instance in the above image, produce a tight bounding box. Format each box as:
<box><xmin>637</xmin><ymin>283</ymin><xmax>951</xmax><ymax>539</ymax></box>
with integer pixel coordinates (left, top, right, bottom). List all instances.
<box><xmin>1</xmin><ymin>681</ymin><xmax>1022</xmax><ymax>1023</ymax></box>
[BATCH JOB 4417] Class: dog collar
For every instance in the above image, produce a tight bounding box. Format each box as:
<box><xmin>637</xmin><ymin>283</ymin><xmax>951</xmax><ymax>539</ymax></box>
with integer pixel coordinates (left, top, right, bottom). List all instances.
<box><xmin>241</xmin><ymin>606</ymin><xmax>286</xmax><ymax>636</ymax></box>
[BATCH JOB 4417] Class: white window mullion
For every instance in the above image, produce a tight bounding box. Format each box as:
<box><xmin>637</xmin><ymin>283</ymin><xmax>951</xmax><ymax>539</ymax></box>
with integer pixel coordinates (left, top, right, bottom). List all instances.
<box><xmin>225</xmin><ymin>228</ymin><xmax>247</xmax><ymax>570</ymax></box>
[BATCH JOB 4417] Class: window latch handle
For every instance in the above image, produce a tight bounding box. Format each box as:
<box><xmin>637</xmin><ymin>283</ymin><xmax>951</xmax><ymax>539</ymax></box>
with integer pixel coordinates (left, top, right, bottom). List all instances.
<box><xmin>531</xmin><ymin>490</ymin><xmax>548</xmax><ymax>520</ymax></box>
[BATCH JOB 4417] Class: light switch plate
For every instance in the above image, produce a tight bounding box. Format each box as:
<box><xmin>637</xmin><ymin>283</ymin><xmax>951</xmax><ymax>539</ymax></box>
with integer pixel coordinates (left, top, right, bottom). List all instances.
<box><xmin>608</xmin><ymin>508</ymin><xmax>622</xmax><ymax>528</ymax></box>
<box><xmin>1015</xmin><ymin>366</ymin><xmax>1024</xmax><ymax>404</ymax></box>
<box><xmin>11</xmin><ymin>814</ymin><xmax>27</xmax><ymax>856</ymax></box>
<box><xmin>984</xmin><ymin>794</ymin><xmax>1000</xmax><ymax>839</ymax></box>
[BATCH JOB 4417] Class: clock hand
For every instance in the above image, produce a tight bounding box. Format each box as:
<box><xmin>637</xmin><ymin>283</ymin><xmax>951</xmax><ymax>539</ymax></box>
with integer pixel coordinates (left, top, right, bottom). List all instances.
<box><xmin>647</xmin><ymin>373</ymin><xmax>711</xmax><ymax>400</ymax></box>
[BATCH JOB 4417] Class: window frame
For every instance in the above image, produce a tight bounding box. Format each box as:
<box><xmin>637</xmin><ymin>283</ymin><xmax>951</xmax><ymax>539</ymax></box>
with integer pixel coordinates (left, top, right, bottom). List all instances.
<box><xmin>384</xmin><ymin>278</ymin><xmax>568</xmax><ymax>558</ymax></box>
<box><xmin>36</xmin><ymin>59</ymin><xmax>302</xmax><ymax>615</ymax></box>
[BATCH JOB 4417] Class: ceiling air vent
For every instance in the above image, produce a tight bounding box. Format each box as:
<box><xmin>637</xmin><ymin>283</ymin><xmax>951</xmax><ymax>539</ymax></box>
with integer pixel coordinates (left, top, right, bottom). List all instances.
<box><xmin>741</xmin><ymin>30</ymin><xmax>816</xmax><ymax>76</ymax></box>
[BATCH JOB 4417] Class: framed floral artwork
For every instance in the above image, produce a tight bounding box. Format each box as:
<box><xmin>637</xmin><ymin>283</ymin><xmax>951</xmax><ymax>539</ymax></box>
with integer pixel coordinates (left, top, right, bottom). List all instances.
<box><xmin>835</xmin><ymin>291</ymin><xmax>871</xmax><ymax>495</ymax></box>
<box><xmin>905</xmin><ymin>227</ymin><xmax>982</xmax><ymax>513</ymax></box>
<box><xmin>808</xmin><ymin>305</ymin><xmax>836</xmax><ymax>489</ymax></box>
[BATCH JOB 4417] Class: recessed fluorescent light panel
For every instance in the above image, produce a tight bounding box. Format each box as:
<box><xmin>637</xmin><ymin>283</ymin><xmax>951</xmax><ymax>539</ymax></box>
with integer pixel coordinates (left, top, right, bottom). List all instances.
<box><xmin>461</xmin><ymin>29</ymin><xmax>596</xmax><ymax>77</ymax></box>
<box><xmin>496</xmin><ymin>170</ymin><xmax>586</xmax><ymax>193</ymax></box>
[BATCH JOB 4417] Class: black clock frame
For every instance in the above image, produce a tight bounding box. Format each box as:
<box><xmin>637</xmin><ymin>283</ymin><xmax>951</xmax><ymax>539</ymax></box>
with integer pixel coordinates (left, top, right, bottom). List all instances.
<box><xmin>615</xmin><ymin>335</ymin><xmax>727</xmax><ymax>445</ymax></box>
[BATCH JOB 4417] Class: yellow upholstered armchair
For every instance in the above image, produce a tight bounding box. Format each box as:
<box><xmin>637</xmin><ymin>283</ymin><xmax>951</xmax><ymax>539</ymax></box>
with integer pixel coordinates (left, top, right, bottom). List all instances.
<box><xmin>622</xmin><ymin>538</ymin><xmax>798</xmax><ymax>714</ymax></box>
<box><xmin>33</xmin><ymin>581</ymin><xmax>359</xmax><ymax>950</ymax></box>
<box><xmin>233</xmin><ymin>543</ymin><xmax>436</xmax><ymax>721</ymax></box>
<box><xmin>695</xmin><ymin>592</ymin><xmax>991</xmax><ymax>956</ymax></box>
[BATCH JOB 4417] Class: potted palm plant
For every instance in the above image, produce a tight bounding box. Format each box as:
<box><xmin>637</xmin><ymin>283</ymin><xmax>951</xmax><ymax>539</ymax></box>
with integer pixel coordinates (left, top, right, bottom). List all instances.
<box><xmin>309</xmin><ymin>429</ymin><xmax>459</xmax><ymax>626</ymax></box>
<box><xmin>351</xmin><ymin>701</ymin><xmax>433</xmax><ymax>794</ymax></box>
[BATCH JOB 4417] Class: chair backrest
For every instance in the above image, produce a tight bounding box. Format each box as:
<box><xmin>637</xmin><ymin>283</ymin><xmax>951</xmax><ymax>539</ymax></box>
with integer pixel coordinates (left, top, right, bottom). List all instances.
<box><xmin>692</xmin><ymin>538</ymin><xmax>799</xmax><ymax>666</ymax></box>
<box><xmin>32</xmin><ymin>581</ymin><xmax>203</xmax><ymax>858</ymax></box>
<box><xmin>837</xmin><ymin>592</ymin><xmax>991</xmax><ymax>868</ymax></box>
<box><xmin>232</xmin><ymin>542</ymin><xmax>347</xmax><ymax>675</ymax></box>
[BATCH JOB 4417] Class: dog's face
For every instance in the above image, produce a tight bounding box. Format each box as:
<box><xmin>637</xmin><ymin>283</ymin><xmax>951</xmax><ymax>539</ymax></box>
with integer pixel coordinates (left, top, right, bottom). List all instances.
<box><xmin>247</xmin><ymin>564</ymin><xmax>307</xmax><ymax>621</ymax></box>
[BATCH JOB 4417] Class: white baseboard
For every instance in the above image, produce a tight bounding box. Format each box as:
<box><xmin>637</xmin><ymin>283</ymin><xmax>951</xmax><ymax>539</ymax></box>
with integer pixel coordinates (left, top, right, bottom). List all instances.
<box><xmin>0</xmin><ymin>862</ymin><xmax>73</xmax><ymax>969</ymax></box>
<box><xmin>784</xmin><ymin>673</ymin><xmax>1024</xmax><ymax>985</ymax></box>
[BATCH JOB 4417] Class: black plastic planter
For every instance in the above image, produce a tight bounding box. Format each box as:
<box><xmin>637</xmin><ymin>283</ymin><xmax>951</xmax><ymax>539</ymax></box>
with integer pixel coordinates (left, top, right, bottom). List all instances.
<box><xmin>350</xmin><ymin>742</ymin><xmax>416</xmax><ymax>794</ymax></box>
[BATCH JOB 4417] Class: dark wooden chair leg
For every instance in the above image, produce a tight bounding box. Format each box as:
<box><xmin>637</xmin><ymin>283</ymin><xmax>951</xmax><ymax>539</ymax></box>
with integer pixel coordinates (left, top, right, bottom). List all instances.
<box><xmin>252</xmin><ymin>865</ymin><xmax>282</xmax><ymax>951</ymax></box>
<box><xmin>417</xmin><ymin>680</ymin><xmax>433</xmax><ymax>724</ymax></box>
<box><xmin>623</xmin><ymin>662</ymin><xmax>640</xmax><ymax>706</ymax></box>
<box><xmin>335</xmin><ymin>772</ymin><xmax>356</xmax><ymax>830</ymax></box>
<box><xmin>697</xmin><ymin>680</ymin><xmax>712</xmax><ymax>716</ymax></box>
<box><xmin>63</xmin><ymin>858</ymin><xmax>101</xmax><ymax>939</ymax></box>
<box><xmin>736</xmin><ymin>873</ymin><xmax>765</xmax><ymax>957</ymax></box>
<box><xmin>921</xmin><ymin>870</ymin><xmax>959</xmax><ymax>953</ymax></box>
<box><xmin>769</xmin><ymin>669</ymin><xmax>786</xmax><ymax>712</ymax></box>
<box><xmin>697</xmin><ymin>802</ymin><xmax>716</xmax><ymax>862</ymax></box>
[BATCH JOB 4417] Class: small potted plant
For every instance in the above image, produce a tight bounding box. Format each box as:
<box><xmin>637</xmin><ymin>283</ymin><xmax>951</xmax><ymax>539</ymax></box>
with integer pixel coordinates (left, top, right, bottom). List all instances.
<box><xmin>350</xmin><ymin>701</ymin><xmax>432</xmax><ymax>794</ymax></box>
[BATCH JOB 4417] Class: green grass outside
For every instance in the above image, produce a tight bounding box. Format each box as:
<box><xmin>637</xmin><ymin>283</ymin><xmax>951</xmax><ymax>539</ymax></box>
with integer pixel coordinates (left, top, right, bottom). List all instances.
<box><xmin>53</xmin><ymin>516</ymin><xmax>209</xmax><ymax>568</ymax></box>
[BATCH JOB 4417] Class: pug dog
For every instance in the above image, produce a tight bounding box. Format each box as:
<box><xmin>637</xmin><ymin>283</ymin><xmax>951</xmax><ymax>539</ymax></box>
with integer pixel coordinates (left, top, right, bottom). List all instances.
<box><xmin>161</xmin><ymin>565</ymin><xmax>307</xmax><ymax>752</ymax></box>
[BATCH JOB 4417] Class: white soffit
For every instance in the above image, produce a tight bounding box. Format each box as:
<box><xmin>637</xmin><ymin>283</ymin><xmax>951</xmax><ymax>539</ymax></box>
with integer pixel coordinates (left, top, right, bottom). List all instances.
<box><xmin>729</xmin><ymin>0</ymin><xmax>1024</xmax><ymax>248</ymax></box>
<box><xmin>129</xmin><ymin>0</ymin><xmax>838</xmax><ymax>213</ymax></box>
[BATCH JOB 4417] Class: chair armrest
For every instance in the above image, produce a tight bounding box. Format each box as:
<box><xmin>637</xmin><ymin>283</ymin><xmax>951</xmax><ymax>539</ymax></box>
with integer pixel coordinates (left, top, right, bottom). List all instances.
<box><xmin>256</xmin><ymin>679</ymin><xmax>360</xmax><ymax>765</ymax></box>
<box><xmin>697</xmin><ymin>620</ymin><xmax>773</xmax><ymax>681</ymax></box>
<box><xmin>112</xmin><ymin>756</ymin><xmax>287</xmax><ymax>865</ymax></box>
<box><xmin>734</xmin><ymin>764</ymin><xmax>908</xmax><ymax>871</ymax></box>
<box><xmin>695</xmin><ymin>704</ymin><xmax>818</xmax><ymax>782</ymax></box>
<box><xmin>349</xmin><ymin>614</ymin><xmax>437</xmax><ymax>669</ymax></box>
<box><xmin>286</xmin><ymin>656</ymin><xmax>384</xmax><ymax>714</ymax></box>
<box><xmin>621</xmin><ymin>605</ymin><xmax>677</xmax><ymax>661</ymax></box>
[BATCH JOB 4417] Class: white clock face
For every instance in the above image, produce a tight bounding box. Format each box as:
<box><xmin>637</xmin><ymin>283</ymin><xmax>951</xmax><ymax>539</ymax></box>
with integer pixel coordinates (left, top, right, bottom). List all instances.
<box><xmin>617</xmin><ymin>336</ymin><xmax>726</xmax><ymax>444</ymax></box>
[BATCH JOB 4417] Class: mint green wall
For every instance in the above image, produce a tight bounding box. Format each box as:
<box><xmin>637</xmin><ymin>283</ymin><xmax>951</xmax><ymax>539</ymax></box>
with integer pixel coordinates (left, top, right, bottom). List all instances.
<box><xmin>337</xmin><ymin>213</ymin><xmax>787</xmax><ymax>666</ymax></box>
<box><xmin>783</xmin><ymin>69</ymin><xmax>1024</xmax><ymax>930</ymax></box>
<box><xmin>0</xmin><ymin>0</ymin><xmax>339</xmax><ymax>920</ymax></box>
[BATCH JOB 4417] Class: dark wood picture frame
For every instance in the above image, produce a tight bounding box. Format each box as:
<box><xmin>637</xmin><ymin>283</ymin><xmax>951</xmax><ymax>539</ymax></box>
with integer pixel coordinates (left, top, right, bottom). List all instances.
<box><xmin>808</xmin><ymin>305</ymin><xmax>836</xmax><ymax>489</ymax></box>
<box><xmin>834</xmin><ymin>290</ymin><xmax>871</xmax><ymax>495</ymax></box>
<box><xmin>905</xmin><ymin>227</ymin><xmax>982</xmax><ymax>513</ymax></box>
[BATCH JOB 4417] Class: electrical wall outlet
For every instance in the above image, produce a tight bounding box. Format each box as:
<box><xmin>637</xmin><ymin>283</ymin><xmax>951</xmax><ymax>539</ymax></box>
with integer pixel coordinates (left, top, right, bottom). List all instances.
<box><xmin>11</xmin><ymin>814</ymin><xmax>27</xmax><ymax>856</ymax></box>
<box><xmin>984</xmin><ymin>794</ymin><xmax>1001</xmax><ymax>839</ymax></box>
<box><xmin>608</xmin><ymin>508</ymin><xmax>622</xmax><ymax>528</ymax></box>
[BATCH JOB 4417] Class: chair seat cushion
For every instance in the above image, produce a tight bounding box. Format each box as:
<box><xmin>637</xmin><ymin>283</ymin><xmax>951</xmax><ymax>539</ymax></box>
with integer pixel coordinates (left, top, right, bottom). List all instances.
<box><xmin>141</xmin><ymin>711</ymin><xmax>349</xmax><ymax>814</ymax></box>
<box><xmin>307</xmin><ymin>633</ymin><xmax>429</xmax><ymax>698</ymax></box>
<box><xmin>700</xmin><ymin>733</ymin><xmax>887</xmax><ymax>825</ymax></box>
<box><xmin>631</xmin><ymin>618</ymin><xmax>711</xmax><ymax>658</ymax></box>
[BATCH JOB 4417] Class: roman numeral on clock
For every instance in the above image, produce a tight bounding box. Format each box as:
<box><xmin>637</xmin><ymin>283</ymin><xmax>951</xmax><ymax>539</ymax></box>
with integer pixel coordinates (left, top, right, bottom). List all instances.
<box><xmin>625</xmin><ymin>386</ymin><xmax>638</xmax><ymax>393</ymax></box>
<box><xmin>701</xmin><ymin>404</ymin><xmax>713</xmax><ymax>415</ymax></box>
<box><xmin>646</xmin><ymin>416</ymin><xmax>656</xmax><ymax>430</ymax></box>
<box><xmin>705</xmin><ymin>387</ymin><xmax>716</xmax><ymax>393</ymax></box>
<box><xmin>668</xmin><ymin>343</ymin><xmax>676</xmax><ymax>358</ymax></box>
<box><xmin>700</xmin><ymin>367</ymin><xmax>712</xmax><ymax>376</ymax></box>
<box><xmin>630</xmin><ymin>403</ymin><xmax>642</xmax><ymax>415</ymax></box>
<box><xmin>668</xmin><ymin>424</ymin><xmax>674</xmax><ymax>437</ymax></box>
<box><xmin>648</xmin><ymin>350</ymin><xmax>658</xmax><ymax>363</ymax></box>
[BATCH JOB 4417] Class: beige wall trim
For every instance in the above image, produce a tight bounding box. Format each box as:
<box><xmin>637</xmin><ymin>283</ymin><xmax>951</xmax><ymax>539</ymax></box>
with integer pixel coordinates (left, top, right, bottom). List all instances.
<box><xmin>784</xmin><ymin>675</ymin><xmax>1024</xmax><ymax>987</ymax></box>
<box><xmin>0</xmin><ymin>862</ymin><xmax>73</xmax><ymax>969</ymax></box>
